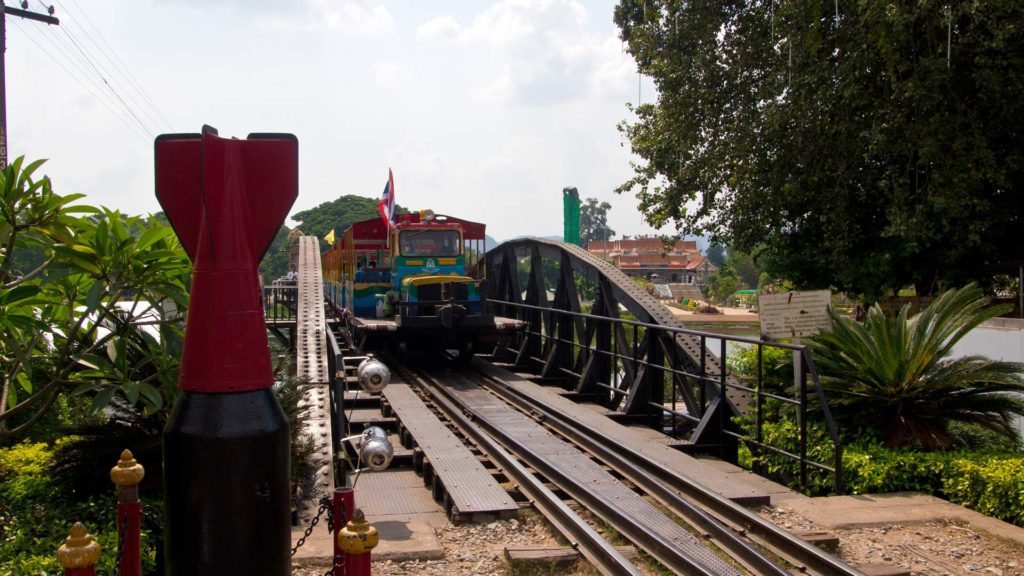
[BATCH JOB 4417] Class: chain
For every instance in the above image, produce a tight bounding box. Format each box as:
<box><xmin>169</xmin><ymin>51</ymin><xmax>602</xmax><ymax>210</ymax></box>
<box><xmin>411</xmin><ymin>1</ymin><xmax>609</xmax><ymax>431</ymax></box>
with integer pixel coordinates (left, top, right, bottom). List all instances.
<box><xmin>140</xmin><ymin>502</ymin><xmax>161</xmax><ymax>521</ymax></box>
<box><xmin>324</xmin><ymin>501</ymin><xmax>346</xmax><ymax>576</ymax></box>
<box><xmin>112</xmin><ymin>513</ymin><xmax>128</xmax><ymax>576</ymax></box>
<box><xmin>291</xmin><ymin>497</ymin><xmax>332</xmax><ymax>557</ymax></box>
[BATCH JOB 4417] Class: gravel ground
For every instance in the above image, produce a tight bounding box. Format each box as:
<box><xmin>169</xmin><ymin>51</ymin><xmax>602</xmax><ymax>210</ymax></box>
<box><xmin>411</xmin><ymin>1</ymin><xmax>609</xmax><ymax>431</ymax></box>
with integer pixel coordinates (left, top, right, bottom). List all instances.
<box><xmin>295</xmin><ymin>504</ymin><xmax>1024</xmax><ymax>576</ymax></box>
<box><xmin>293</xmin><ymin>512</ymin><xmax>596</xmax><ymax>576</ymax></box>
<box><xmin>763</xmin><ymin>505</ymin><xmax>1024</xmax><ymax>576</ymax></box>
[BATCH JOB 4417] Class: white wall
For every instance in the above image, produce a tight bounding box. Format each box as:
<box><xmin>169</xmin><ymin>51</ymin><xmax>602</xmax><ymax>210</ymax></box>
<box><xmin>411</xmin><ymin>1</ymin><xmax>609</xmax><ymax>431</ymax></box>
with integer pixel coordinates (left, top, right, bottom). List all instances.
<box><xmin>950</xmin><ymin>318</ymin><xmax>1024</xmax><ymax>439</ymax></box>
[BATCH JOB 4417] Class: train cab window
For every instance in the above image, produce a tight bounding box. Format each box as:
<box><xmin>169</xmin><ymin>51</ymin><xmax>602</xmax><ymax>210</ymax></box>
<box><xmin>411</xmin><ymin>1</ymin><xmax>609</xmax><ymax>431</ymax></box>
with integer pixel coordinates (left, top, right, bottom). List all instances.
<box><xmin>400</xmin><ymin>230</ymin><xmax>461</xmax><ymax>257</ymax></box>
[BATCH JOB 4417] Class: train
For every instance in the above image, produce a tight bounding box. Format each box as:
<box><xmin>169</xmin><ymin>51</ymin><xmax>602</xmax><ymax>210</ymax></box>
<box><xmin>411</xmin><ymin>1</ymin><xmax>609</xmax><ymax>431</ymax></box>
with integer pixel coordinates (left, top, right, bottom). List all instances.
<box><xmin>321</xmin><ymin>209</ymin><xmax>523</xmax><ymax>358</ymax></box>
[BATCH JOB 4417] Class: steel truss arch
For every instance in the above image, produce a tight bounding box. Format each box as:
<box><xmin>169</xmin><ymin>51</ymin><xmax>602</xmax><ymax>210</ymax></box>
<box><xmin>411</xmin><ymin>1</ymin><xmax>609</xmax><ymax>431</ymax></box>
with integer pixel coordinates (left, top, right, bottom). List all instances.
<box><xmin>483</xmin><ymin>237</ymin><xmax>749</xmax><ymax>453</ymax></box>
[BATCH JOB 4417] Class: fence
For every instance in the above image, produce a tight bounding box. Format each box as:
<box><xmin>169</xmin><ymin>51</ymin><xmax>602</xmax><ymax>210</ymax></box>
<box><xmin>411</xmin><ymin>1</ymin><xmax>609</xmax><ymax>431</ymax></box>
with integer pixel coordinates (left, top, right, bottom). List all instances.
<box><xmin>491</xmin><ymin>298</ymin><xmax>845</xmax><ymax>494</ymax></box>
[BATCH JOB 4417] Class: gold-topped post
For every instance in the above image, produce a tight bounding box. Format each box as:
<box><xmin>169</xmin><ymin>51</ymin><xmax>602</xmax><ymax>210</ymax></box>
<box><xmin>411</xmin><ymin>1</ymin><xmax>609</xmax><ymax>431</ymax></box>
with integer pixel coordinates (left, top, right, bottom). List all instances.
<box><xmin>337</xmin><ymin>508</ymin><xmax>378</xmax><ymax>576</ymax></box>
<box><xmin>110</xmin><ymin>449</ymin><xmax>145</xmax><ymax>576</ymax></box>
<box><xmin>56</xmin><ymin>522</ymin><xmax>100</xmax><ymax>576</ymax></box>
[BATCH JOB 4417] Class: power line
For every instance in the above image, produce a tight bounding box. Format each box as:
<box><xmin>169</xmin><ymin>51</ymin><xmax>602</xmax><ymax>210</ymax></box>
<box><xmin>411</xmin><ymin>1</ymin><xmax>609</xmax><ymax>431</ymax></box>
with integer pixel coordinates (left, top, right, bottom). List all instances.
<box><xmin>8</xmin><ymin>19</ymin><xmax>149</xmax><ymax>142</ymax></box>
<box><xmin>56</xmin><ymin>0</ymin><xmax>174</xmax><ymax>132</ymax></box>
<box><xmin>1</xmin><ymin>2</ymin><xmax>61</xmax><ymax>168</ymax></box>
<box><xmin>56</xmin><ymin>25</ymin><xmax>154</xmax><ymax>136</ymax></box>
<box><xmin>29</xmin><ymin>19</ymin><xmax>149</xmax><ymax>140</ymax></box>
<box><xmin>34</xmin><ymin>16</ymin><xmax>108</xmax><ymax>99</ymax></box>
<box><xmin>46</xmin><ymin>0</ymin><xmax>171</xmax><ymax>134</ymax></box>
<box><xmin>18</xmin><ymin>9</ymin><xmax>148</xmax><ymax>137</ymax></box>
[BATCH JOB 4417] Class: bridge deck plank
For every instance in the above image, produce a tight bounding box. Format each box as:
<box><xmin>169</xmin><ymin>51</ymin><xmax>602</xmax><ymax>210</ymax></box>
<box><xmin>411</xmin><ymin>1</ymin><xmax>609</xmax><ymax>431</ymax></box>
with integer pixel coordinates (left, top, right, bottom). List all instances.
<box><xmin>381</xmin><ymin>382</ymin><xmax>518</xmax><ymax>516</ymax></box>
<box><xmin>474</xmin><ymin>359</ymin><xmax>775</xmax><ymax>506</ymax></box>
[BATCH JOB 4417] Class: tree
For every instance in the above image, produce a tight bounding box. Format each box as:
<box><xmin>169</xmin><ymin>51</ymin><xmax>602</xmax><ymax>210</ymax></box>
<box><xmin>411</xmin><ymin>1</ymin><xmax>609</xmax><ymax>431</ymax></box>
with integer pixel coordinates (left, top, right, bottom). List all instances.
<box><xmin>579</xmin><ymin>197</ymin><xmax>615</xmax><ymax>246</ymax></box>
<box><xmin>614</xmin><ymin>1</ymin><xmax>1024</xmax><ymax>301</ymax></box>
<box><xmin>291</xmin><ymin>195</ymin><xmax>407</xmax><ymax>244</ymax></box>
<box><xmin>705</xmin><ymin>244</ymin><xmax>726</xmax><ymax>267</ymax></box>
<box><xmin>259</xmin><ymin>225</ymin><xmax>294</xmax><ymax>280</ymax></box>
<box><xmin>0</xmin><ymin>158</ymin><xmax>191</xmax><ymax>443</ymax></box>
<box><xmin>808</xmin><ymin>284</ymin><xmax>1024</xmax><ymax>450</ymax></box>
<box><xmin>727</xmin><ymin>250</ymin><xmax>760</xmax><ymax>289</ymax></box>
<box><xmin>704</xmin><ymin>265</ymin><xmax>738</xmax><ymax>305</ymax></box>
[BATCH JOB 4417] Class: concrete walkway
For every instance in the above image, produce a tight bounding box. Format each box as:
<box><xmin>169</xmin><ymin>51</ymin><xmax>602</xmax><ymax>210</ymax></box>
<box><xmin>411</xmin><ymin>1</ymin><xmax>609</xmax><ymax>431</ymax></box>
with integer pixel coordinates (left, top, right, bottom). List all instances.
<box><xmin>776</xmin><ymin>491</ymin><xmax>1024</xmax><ymax>547</ymax></box>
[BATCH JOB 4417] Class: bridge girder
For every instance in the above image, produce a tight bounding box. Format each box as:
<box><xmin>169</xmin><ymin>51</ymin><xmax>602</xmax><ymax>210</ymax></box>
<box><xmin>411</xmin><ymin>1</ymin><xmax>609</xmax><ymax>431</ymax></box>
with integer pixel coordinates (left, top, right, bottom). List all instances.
<box><xmin>483</xmin><ymin>238</ymin><xmax>748</xmax><ymax>455</ymax></box>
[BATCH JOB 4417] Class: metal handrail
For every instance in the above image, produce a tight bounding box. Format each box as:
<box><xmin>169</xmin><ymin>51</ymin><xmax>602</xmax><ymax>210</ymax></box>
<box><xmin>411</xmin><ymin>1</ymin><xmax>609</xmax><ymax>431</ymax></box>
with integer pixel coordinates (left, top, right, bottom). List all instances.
<box><xmin>489</xmin><ymin>298</ymin><xmax>844</xmax><ymax>494</ymax></box>
<box><xmin>324</xmin><ymin>326</ymin><xmax>347</xmax><ymax>487</ymax></box>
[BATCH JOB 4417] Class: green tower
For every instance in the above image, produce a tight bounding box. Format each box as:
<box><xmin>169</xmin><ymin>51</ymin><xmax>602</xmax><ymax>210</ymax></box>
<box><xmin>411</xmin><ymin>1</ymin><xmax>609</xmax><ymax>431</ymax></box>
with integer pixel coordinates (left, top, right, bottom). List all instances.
<box><xmin>563</xmin><ymin>187</ymin><xmax>581</xmax><ymax>246</ymax></box>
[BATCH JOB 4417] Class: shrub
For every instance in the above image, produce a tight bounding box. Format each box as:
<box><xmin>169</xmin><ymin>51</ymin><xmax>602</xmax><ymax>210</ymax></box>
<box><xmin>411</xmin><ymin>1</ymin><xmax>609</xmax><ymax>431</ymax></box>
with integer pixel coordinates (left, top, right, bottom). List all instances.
<box><xmin>807</xmin><ymin>284</ymin><xmax>1024</xmax><ymax>450</ymax></box>
<box><xmin>738</xmin><ymin>423</ymin><xmax>1024</xmax><ymax>526</ymax></box>
<box><xmin>944</xmin><ymin>458</ymin><xmax>1024</xmax><ymax>526</ymax></box>
<box><xmin>0</xmin><ymin>441</ymin><xmax>157</xmax><ymax>574</ymax></box>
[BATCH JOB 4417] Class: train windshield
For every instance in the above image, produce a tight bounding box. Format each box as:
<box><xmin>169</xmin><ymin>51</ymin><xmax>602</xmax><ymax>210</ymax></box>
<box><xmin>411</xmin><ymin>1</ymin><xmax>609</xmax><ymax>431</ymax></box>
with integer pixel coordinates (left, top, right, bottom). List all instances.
<box><xmin>399</xmin><ymin>229</ymin><xmax>461</xmax><ymax>257</ymax></box>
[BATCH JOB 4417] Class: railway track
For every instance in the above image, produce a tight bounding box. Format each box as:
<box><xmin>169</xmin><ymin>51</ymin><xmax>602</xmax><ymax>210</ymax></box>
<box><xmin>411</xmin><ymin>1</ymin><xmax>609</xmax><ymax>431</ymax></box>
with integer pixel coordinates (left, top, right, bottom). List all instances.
<box><xmin>390</xmin><ymin>354</ymin><xmax>866</xmax><ymax>576</ymax></box>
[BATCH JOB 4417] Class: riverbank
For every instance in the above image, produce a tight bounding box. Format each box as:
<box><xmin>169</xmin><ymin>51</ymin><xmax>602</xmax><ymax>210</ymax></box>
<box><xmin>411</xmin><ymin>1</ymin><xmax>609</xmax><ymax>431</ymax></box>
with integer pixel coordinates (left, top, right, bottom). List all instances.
<box><xmin>664</xmin><ymin>302</ymin><xmax>760</xmax><ymax>326</ymax></box>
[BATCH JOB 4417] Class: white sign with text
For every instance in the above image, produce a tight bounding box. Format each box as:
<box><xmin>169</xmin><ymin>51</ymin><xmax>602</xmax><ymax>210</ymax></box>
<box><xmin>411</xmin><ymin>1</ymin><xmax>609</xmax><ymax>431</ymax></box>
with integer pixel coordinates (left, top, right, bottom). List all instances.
<box><xmin>758</xmin><ymin>290</ymin><xmax>832</xmax><ymax>339</ymax></box>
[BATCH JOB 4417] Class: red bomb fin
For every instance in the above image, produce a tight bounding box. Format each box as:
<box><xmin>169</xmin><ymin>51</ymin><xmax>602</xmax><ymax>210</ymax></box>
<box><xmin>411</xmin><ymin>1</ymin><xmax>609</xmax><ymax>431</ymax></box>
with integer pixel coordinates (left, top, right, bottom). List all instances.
<box><xmin>241</xmin><ymin>133</ymin><xmax>298</xmax><ymax>260</ymax></box>
<box><xmin>154</xmin><ymin>133</ymin><xmax>203</xmax><ymax>262</ymax></box>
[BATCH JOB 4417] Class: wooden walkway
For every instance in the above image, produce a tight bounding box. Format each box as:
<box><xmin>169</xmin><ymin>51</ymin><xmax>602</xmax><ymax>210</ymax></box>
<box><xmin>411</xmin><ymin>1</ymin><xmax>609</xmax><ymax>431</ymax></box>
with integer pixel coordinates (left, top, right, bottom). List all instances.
<box><xmin>381</xmin><ymin>382</ymin><xmax>518</xmax><ymax>522</ymax></box>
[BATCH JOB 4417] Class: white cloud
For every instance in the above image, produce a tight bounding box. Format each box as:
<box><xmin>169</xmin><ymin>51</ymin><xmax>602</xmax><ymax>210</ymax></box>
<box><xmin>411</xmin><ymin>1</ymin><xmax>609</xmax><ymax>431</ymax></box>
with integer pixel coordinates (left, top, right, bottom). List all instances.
<box><xmin>588</xmin><ymin>36</ymin><xmax>637</xmax><ymax>98</ymax></box>
<box><xmin>415</xmin><ymin>0</ymin><xmax>632</xmax><ymax>107</ymax></box>
<box><xmin>374</xmin><ymin>61</ymin><xmax>399</xmax><ymax>87</ymax></box>
<box><xmin>253</xmin><ymin>0</ymin><xmax>393</xmax><ymax>35</ymax></box>
<box><xmin>416</xmin><ymin>16</ymin><xmax>461</xmax><ymax>41</ymax></box>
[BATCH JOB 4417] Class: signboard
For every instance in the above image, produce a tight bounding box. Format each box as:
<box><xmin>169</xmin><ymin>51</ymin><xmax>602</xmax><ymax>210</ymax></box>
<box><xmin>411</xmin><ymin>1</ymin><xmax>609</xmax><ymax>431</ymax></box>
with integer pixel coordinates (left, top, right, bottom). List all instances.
<box><xmin>758</xmin><ymin>290</ymin><xmax>832</xmax><ymax>340</ymax></box>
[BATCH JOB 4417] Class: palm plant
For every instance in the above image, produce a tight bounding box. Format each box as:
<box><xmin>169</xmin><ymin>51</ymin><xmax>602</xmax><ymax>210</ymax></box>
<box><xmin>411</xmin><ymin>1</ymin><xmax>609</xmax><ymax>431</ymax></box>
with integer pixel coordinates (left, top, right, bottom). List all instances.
<box><xmin>808</xmin><ymin>284</ymin><xmax>1024</xmax><ymax>450</ymax></box>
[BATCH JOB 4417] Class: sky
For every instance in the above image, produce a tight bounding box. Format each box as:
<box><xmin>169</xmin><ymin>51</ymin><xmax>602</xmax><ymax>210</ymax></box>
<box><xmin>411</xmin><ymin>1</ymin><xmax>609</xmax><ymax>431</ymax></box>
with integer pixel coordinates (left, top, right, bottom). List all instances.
<box><xmin>5</xmin><ymin>0</ymin><xmax>662</xmax><ymax>243</ymax></box>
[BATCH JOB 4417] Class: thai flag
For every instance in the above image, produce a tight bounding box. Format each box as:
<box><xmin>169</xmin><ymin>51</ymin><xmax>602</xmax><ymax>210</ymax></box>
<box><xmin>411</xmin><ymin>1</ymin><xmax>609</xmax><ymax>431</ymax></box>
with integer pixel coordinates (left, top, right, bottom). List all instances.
<box><xmin>378</xmin><ymin>168</ymin><xmax>396</xmax><ymax>227</ymax></box>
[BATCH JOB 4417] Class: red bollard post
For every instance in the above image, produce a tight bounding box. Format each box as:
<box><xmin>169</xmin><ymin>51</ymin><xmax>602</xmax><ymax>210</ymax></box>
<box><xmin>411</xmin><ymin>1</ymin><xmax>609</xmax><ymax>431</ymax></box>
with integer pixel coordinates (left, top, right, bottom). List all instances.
<box><xmin>110</xmin><ymin>449</ymin><xmax>144</xmax><ymax>576</ymax></box>
<box><xmin>56</xmin><ymin>522</ymin><xmax>101</xmax><ymax>576</ymax></box>
<box><xmin>332</xmin><ymin>487</ymin><xmax>355</xmax><ymax>574</ymax></box>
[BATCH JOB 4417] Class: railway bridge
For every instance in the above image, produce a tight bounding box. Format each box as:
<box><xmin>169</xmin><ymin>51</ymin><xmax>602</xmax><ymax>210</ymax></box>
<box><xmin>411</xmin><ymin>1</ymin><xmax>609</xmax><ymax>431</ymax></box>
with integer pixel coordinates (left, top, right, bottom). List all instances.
<box><xmin>261</xmin><ymin>235</ymin><xmax>859</xmax><ymax>576</ymax></box>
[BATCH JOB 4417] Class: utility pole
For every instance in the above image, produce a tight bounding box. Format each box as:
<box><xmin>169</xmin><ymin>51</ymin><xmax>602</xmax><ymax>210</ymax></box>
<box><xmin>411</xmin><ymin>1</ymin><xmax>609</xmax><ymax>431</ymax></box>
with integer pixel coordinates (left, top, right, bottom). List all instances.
<box><xmin>1</xmin><ymin>3</ymin><xmax>59</xmax><ymax>170</ymax></box>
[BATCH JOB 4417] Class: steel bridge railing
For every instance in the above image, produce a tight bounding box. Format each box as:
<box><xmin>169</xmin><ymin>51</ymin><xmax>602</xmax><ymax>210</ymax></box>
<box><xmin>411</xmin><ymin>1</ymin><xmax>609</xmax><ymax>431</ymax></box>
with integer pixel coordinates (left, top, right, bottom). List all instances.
<box><xmin>263</xmin><ymin>283</ymin><xmax>299</xmax><ymax>323</ymax></box>
<box><xmin>489</xmin><ymin>298</ymin><xmax>844</xmax><ymax>495</ymax></box>
<box><xmin>325</xmin><ymin>324</ymin><xmax>348</xmax><ymax>487</ymax></box>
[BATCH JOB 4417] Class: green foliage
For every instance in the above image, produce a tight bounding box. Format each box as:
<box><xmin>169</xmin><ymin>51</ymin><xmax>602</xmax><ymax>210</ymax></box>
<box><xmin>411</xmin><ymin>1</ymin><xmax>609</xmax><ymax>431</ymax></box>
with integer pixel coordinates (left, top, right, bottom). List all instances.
<box><xmin>728</xmin><ymin>344</ymin><xmax>792</xmax><ymax>393</ymax></box>
<box><xmin>579</xmin><ymin>198</ymin><xmax>615</xmax><ymax>246</ymax></box>
<box><xmin>945</xmin><ymin>458</ymin><xmax>1024</xmax><ymax>526</ymax></box>
<box><xmin>0</xmin><ymin>441</ymin><xmax>158</xmax><ymax>574</ymax></box>
<box><xmin>259</xmin><ymin>224</ymin><xmax>294</xmax><ymax>281</ymax></box>
<box><xmin>841</xmin><ymin>442</ymin><xmax>957</xmax><ymax>495</ymax></box>
<box><xmin>704</xmin><ymin>266</ymin><xmax>738</xmax><ymax>305</ymax></box>
<box><xmin>705</xmin><ymin>244</ymin><xmax>725</xmax><ymax>267</ymax></box>
<box><xmin>808</xmin><ymin>284</ymin><xmax>1024</xmax><ymax>449</ymax></box>
<box><xmin>842</xmin><ymin>446</ymin><xmax>1024</xmax><ymax>526</ymax></box>
<box><xmin>728</xmin><ymin>250</ymin><xmax>760</xmax><ymax>291</ymax></box>
<box><xmin>291</xmin><ymin>194</ymin><xmax>407</xmax><ymax>250</ymax></box>
<box><xmin>738</xmin><ymin>416</ymin><xmax>840</xmax><ymax>495</ymax></box>
<box><xmin>0</xmin><ymin>158</ymin><xmax>191</xmax><ymax>443</ymax></box>
<box><xmin>614</xmin><ymin>1</ymin><xmax>1024</xmax><ymax>300</ymax></box>
<box><xmin>740</xmin><ymin>418</ymin><xmax>1024</xmax><ymax>525</ymax></box>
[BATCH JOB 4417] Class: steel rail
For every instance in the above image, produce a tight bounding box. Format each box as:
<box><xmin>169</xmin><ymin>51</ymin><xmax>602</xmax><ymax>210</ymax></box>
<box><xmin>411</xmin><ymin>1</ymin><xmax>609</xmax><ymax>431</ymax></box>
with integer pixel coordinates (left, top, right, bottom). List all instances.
<box><xmin>389</xmin><ymin>362</ymin><xmax>644</xmax><ymax>576</ymax></box>
<box><xmin>408</xmin><ymin>363</ymin><xmax>743</xmax><ymax>576</ymax></box>
<box><xmin>463</xmin><ymin>365</ymin><xmax>792</xmax><ymax>575</ymax></box>
<box><xmin>468</xmin><ymin>359</ymin><xmax>867</xmax><ymax>576</ymax></box>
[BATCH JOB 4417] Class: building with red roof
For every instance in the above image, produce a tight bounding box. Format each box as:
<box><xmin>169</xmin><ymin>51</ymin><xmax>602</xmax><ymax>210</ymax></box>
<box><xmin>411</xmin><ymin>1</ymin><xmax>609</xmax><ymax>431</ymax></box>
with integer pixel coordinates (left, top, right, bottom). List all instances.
<box><xmin>587</xmin><ymin>237</ymin><xmax>716</xmax><ymax>286</ymax></box>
